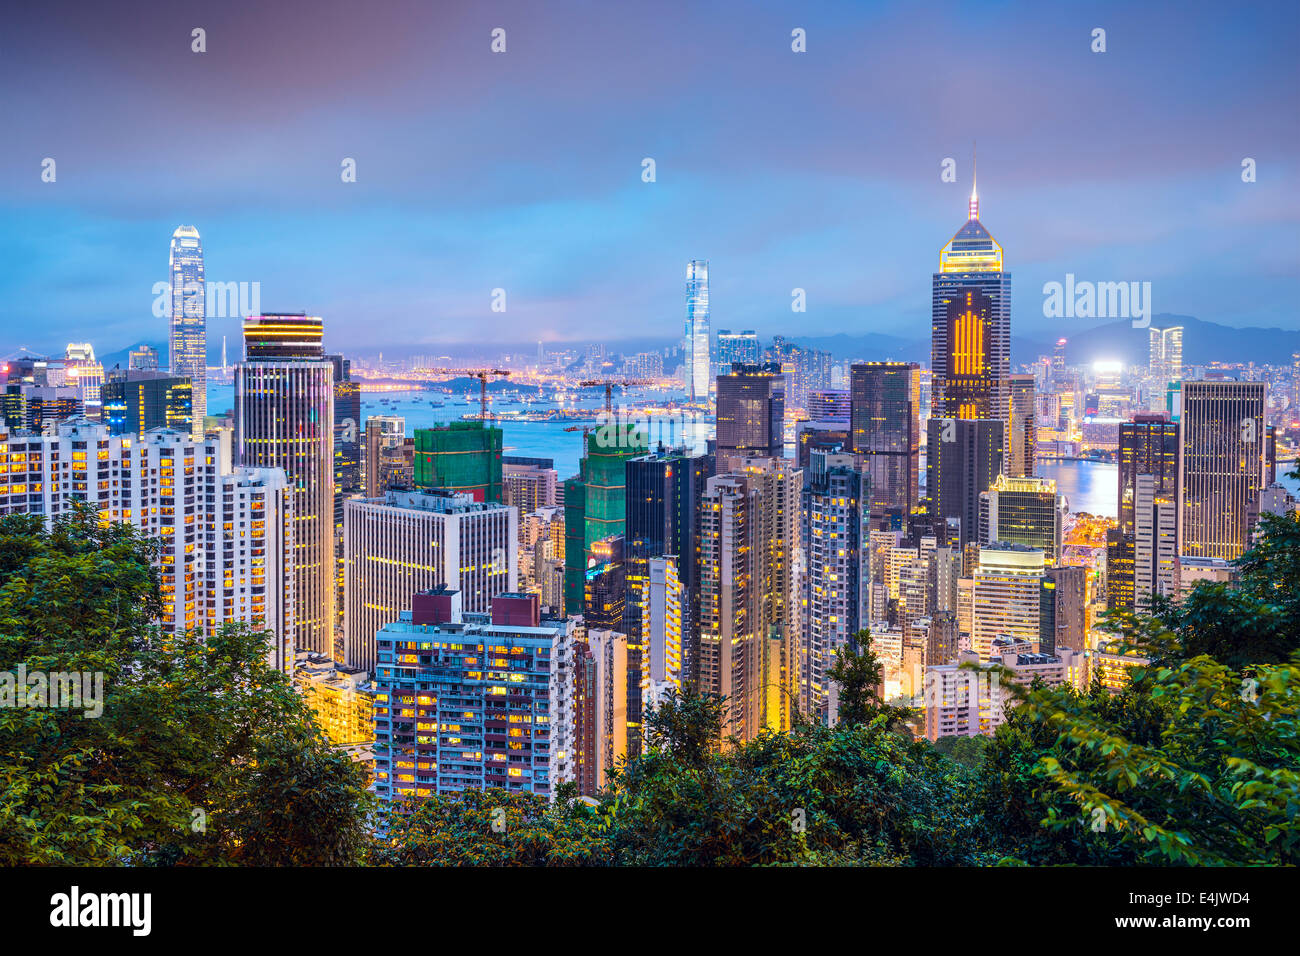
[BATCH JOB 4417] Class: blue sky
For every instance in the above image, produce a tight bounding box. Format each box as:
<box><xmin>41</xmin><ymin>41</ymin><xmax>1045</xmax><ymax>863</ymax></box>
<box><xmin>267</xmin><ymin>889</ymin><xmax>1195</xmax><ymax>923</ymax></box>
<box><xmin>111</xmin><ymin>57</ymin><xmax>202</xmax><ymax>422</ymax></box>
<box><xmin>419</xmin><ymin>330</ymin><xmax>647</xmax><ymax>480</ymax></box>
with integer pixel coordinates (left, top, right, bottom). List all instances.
<box><xmin>1</xmin><ymin>0</ymin><xmax>1297</xmax><ymax>357</ymax></box>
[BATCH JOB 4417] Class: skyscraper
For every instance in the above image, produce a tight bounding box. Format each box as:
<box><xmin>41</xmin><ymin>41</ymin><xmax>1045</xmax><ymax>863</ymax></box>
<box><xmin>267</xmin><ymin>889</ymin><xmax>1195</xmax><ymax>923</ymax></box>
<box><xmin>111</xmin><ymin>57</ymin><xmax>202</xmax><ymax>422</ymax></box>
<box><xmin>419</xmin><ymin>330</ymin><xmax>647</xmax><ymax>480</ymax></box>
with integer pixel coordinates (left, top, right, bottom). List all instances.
<box><xmin>1008</xmin><ymin>373</ymin><xmax>1036</xmax><ymax>478</ymax></box>
<box><xmin>343</xmin><ymin>489</ymin><xmax>517</xmax><ymax>670</ymax></box>
<box><xmin>926</xmin><ymin>417</ymin><xmax>1005</xmax><ymax>549</ymax></box>
<box><xmin>235</xmin><ymin>313</ymin><xmax>336</xmax><ymax>655</ymax></box>
<box><xmin>1108</xmin><ymin>415</ymin><xmax>1180</xmax><ymax>612</ymax></box>
<box><xmin>684</xmin><ymin>259</ymin><xmax>711</xmax><ymax>402</ymax></box>
<box><xmin>849</xmin><ymin>361</ymin><xmax>920</xmax><ymax>522</ymax></box>
<box><xmin>799</xmin><ymin>449</ymin><xmax>868</xmax><ymax>723</ymax></box>
<box><xmin>715</xmin><ymin>362</ymin><xmax>785</xmax><ymax>464</ymax></box>
<box><xmin>1149</xmin><ymin>326</ymin><xmax>1184</xmax><ymax>386</ymax></box>
<box><xmin>931</xmin><ymin>172</ymin><xmax>1011</xmax><ymax>428</ymax></box>
<box><xmin>1180</xmin><ymin>381</ymin><xmax>1267</xmax><ymax>561</ymax></box>
<box><xmin>168</xmin><ymin>225</ymin><xmax>206</xmax><ymax>437</ymax></box>
<box><xmin>978</xmin><ymin>475</ymin><xmax>1067</xmax><ymax>563</ymax></box>
<box><xmin>715</xmin><ymin>329</ymin><xmax>760</xmax><ymax>373</ymax></box>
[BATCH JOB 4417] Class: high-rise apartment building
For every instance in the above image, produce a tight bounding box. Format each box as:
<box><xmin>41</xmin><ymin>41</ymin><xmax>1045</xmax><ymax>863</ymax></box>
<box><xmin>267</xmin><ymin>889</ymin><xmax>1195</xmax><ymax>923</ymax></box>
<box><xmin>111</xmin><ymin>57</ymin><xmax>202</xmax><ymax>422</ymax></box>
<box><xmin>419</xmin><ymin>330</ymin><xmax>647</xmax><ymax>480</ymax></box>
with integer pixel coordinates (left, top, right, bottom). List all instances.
<box><xmin>698</xmin><ymin>458</ymin><xmax>802</xmax><ymax>741</ymax></box>
<box><xmin>235</xmin><ymin>313</ymin><xmax>336</xmax><ymax>655</ymax></box>
<box><xmin>364</xmin><ymin>416</ymin><xmax>410</xmax><ymax>496</ymax></box>
<box><xmin>371</xmin><ymin>591</ymin><xmax>575</xmax><ymax>804</ymax></box>
<box><xmin>684</xmin><ymin>259</ymin><xmax>711</xmax><ymax>402</ymax></box>
<box><xmin>502</xmin><ymin>456</ymin><xmax>558</xmax><ymax>514</ymax></box>
<box><xmin>798</xmin><ymin>449</ymin><xmax>868</xmax><ymax>723</ymax></box>
<box><xmin>168</xmin><ymin>225</ymin><xmax>206</xmax><ymax>437</ymax></box>
<box><xmin>849</xmin><ymin>361</ymin><xmax>920</xmax><ymax>522</ymax></box>
<box><xmin>343</xmin><ymin>489</ymin><xmax>517</xmax><ymax>670</ymax></box>
<box><xmin>0</xmin><ymin>419</ymin><xmax>295</xmax><ymax>669</ymax></box>
<box><xmin>1180</xmin><ymin>381</ymin><xmax>1266</xmax><ymax>561</ymax></box>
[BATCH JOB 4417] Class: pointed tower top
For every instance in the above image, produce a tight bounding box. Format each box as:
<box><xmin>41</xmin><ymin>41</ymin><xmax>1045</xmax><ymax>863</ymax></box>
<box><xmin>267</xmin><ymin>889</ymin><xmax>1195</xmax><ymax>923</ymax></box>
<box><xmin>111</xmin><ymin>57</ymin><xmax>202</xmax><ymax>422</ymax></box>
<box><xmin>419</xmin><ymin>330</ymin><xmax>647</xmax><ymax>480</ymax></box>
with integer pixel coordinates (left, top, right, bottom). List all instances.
<box><xmin>968</xmin><ymin>143</ymin><xmax>979</xmax><ymax>221</ymax></box>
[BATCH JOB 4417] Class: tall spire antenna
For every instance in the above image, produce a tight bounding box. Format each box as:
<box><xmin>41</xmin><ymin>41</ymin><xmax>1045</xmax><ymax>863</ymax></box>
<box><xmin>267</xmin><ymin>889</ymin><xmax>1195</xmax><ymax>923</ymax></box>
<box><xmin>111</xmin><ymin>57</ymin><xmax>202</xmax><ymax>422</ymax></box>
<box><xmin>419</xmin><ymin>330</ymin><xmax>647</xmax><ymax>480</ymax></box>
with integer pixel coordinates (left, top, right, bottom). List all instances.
<box><xmin>969</xmin><ymin>142</ymin><xmax>979</xmax><ymax>220</ymax></box>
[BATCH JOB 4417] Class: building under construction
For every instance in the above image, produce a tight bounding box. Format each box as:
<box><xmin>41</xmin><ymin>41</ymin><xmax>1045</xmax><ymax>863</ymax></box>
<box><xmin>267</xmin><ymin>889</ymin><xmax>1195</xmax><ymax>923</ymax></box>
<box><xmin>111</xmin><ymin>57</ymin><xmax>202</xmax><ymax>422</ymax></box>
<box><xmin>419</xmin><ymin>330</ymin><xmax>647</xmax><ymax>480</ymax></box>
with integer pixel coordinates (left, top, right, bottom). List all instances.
<box><xmin>413</xmin><ymin>421</ymin><xmax>503</xmax><ymax>502</ymax></box>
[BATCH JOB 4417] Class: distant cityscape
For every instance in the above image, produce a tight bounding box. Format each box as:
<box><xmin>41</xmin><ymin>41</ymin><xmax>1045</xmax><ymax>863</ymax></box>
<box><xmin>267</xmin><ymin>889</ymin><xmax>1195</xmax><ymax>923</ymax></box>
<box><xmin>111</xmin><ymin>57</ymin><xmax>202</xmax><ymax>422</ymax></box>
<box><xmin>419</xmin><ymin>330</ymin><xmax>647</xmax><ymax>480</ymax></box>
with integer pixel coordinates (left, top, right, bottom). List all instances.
<box><xmin>3</xmin><ymin>167</ymin><xmax>1297</xmax><ymax>807</ymax></box>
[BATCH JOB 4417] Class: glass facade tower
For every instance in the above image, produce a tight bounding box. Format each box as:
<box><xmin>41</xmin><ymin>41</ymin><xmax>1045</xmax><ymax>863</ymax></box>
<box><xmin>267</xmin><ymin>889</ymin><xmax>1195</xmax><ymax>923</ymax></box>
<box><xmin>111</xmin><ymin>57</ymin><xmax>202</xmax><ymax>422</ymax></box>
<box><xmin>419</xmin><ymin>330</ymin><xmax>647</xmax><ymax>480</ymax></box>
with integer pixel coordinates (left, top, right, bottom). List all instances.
<box><xmin>168</xmin><ymin>225</ymin><xmax>206</xmax><ymax>437</ymax></box>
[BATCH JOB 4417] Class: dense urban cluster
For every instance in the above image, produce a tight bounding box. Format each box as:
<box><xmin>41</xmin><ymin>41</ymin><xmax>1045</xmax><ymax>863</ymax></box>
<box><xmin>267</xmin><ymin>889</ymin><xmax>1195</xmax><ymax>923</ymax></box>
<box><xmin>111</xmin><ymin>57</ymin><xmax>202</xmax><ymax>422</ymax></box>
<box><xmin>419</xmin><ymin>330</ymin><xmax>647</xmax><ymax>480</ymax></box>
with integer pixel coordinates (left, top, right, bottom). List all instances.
<box><xmin>2</xmin><ymin>186</ymin><xmax>1297</xmax><ymax>865</ymax></box>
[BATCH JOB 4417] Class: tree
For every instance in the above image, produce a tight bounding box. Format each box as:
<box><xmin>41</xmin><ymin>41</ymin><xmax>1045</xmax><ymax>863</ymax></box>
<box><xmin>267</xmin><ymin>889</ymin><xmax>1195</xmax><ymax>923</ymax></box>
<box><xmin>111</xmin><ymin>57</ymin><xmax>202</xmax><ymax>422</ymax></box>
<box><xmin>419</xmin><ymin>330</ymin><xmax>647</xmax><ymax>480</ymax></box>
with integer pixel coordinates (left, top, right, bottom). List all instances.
<box><xmin>374</xmin><ymin>786</ymin><xmax>612</xmax><ymax>866</ymax></box>
<box><xmin>0</xmin><ymin>506</ymin><xmax>373</xmax><ymax>865</ymax></box>
<box><xmin>826</xmin><ymin>629</ymin><xmax>912</xmax><ymax>729</ymax></box>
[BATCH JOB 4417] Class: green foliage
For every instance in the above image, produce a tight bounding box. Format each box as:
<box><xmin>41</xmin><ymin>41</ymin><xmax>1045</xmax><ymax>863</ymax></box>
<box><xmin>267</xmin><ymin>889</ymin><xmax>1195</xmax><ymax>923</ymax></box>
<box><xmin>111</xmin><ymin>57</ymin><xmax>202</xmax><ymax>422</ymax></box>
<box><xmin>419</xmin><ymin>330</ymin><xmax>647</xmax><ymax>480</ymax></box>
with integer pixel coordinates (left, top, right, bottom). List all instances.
<box><xmin>0</xmin><ymin>506</ymin><xmax>373</xmax><ymax>865</ymax></box>
<box><xmin>373</xmin><ymin>786</ymin><xmax>613</xmax><ymax>866</ymax></box>
<box><xmin>826</xmin><ymin>629</ymin><xmax>912</xmax><ymax>729</ymax></box>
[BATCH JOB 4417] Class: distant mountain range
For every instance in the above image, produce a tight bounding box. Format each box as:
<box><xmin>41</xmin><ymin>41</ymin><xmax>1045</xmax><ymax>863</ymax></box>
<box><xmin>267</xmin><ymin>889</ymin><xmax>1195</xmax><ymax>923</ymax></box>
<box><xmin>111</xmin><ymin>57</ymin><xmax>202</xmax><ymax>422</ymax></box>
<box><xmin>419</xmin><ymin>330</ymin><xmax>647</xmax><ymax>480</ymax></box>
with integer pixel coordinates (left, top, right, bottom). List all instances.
<box><xmin>92</xmin><ymin>315</ymin><xmax>1298</xmax><ymax>373</ymax></box>
<box><xmin>786</xmin><ymin>314</ymin><xmax>1299</xmax><ymax>369</ymax></box>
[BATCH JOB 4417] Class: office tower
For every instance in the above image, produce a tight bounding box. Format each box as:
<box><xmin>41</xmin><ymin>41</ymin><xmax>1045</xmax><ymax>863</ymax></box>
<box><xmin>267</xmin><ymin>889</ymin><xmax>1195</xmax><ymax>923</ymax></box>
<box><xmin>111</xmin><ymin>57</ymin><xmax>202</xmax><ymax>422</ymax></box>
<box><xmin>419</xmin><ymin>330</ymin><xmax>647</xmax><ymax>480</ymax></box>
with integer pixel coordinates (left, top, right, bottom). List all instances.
<box><xmin>343</xmin><ymin>489</ymin><xmax>517</xmax><ymax>670</ymax></box>
<box><xmin>684</xmin><ymin>259</ymin><xmax>711</xmax><ymax>402</ymax></box>
<box><xmin>12</xmin><ymin>385</ymin><xmax>82</xmax><ymax>431</ymax></box>
<box><xmin>799</xmin><ymin>449</ymin><xmax>868</xmax><ymax>723</ymax></box>
<box><xmin>849</xmin><ymin>361</ymin><xmax>920</xmax><ymax>522</ymax></box>
<box><xmin>371</xmin><ymin>591</ymin><xmax>576</xmax><ymax>803</ymax></box>
<box><xmin>502</xmin><ymin>456</ymin><xmax>558</xmax><ymax>514</ymax></box>
<box><xmin>807</xmin><ymin>389</ymin><xmax>851</xmax><ymax>424</ymax></box>
<box><xmin>168</xmin><ymin>225</ymin><xmax>206</xmax><ymax>437</ymax></box>
<box><xmin>330</xmin><ymin>355</ymin><xmax>362</xmax><ymax>630</ymax></box>
<box><xmin>364</xmin><ymin>415</ymin><xmax>409</xmax><ymax>496</ymax></box>
<box><xmin>64</xmin><ymin>343</ymin><xmax>103</xmax><ymax>420</ymax></box>
<box><xmin>413</xmin><ymin>421</ymin><xmax>503</xmax><ymax>502</ymax></box>
<box><xmin>1008</xmin><ymin>373</ymin><xmax>1036</xmax><ymax>477</ymax></box>
<box><xmin>1149</xmin><ymin>326</ymin><xmax>1184</xmax><ymax>385</ymax></box>
<box><xmin>970</xmin><ymin>544</ymin><xmax>1046</xmax><ymax>658</ymax></box>
<box><xmin>698</xmin><ymin>459</ymin><xmax>802</xmax><ymax>741</ymax></box>
<box><xmin>2</xmin><ymin>419</ymin><xmax>295</xmax><ymax>669</ymax></box>
<box><xmin>1133</xmin><ymin>473</ymin><xmax>1180</xmax><ymax>608</ymax></box>
<box><xmin>978</xmin><ymin>475</ymin><xmax>1067</xmax><ymax>563</ymax></box>
<box><xmin>931</xmin><ymin>176</ymin><xmax>1011</xmax><ymax>427</ymax></box>
<box><xmin>100</xmin><ymin>370</ymin><xmax>193</xmax><ymax>436</ymax></box>
<box><xmin>1040</xmin><ymin>564</ymin><xmax>1086</xmax><ymax>654</ymax></box>
<box><xmin>584</xmin><ymin>536</ymin><xmax>626</xmax><ymax>632</ymax></box>
<box><xmin>715</xmin><ymin>329</ymin><xmax>761</xmax><ymax>373</ymax></box>
<box><xmin>330</xmin><ymin>355</ymin><xmax>362</xmax><ymax>500</ymax></box>
<box><xmin>235</xmin><ymin>313</ymin><xmax>335</xmax><ymax>655</ymax></box>
<box><xmin>715</xmin><ymin>362</ymin><xmax>785</xmax><ymax>463</ymax></box>
<box><xmin>1107</xmin><ymin>415</ymin><xmax>1180</xmax><ymax>612</ymax></box>
<box><xmin>767</xmin><ymin>337</ymin><xmax>834</xmax><ymax>410</ymax></box>
<box><xmin>624</xmin><ymin>448</ymin><xmax>713</xmax><ymax>689</ymax></box>
<box><xmin>563</xmin><ymin>423</ymin><xmax>647</xmax><ymax>614</ymax></box>
<box><xmin>1181</xmin><ymin>381</ymin><xmax>1267</xmax><ymax>561</ymax></box>
<box><xmin>129</xmin><ymin>344</ymin><xmax>160</xmax><ymax>371</ymax></box>
<box><xmin>926</xmin><ymin>417</ymin><xmax>1005</xmax><ymax>548</ymax></box>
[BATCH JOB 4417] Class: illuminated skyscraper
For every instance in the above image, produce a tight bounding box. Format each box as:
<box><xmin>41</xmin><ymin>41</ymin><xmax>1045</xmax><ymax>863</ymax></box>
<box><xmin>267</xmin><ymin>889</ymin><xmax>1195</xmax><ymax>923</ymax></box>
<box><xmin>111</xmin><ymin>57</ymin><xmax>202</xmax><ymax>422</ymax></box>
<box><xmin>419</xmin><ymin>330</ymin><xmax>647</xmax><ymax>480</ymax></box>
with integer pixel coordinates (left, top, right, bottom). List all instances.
<box><xmin>168</xmin><ymin>225</ymin><xmax>206</xmax><ymax>437</ymax></box>
<box><xmin>932</xmin><ymin>171</ymin><xmax>1010</xmax><ymax>427</ymax></box>
<box><xmin>715</xmin><ymin>329</ymin><xmax>760</xmax><ymax>373</ymax></box>
<box><xmin>684</xmin><ymin>259</ymin><xmax>711</xmax><ymax>402</ymax></box>
<box><xmin>1180</xmin><ymin>381</ymin><xmax>1266</xmax><ymax>561</ymax></box>
<box><xmin>978</xmin><ymin>475</ymin><xmax>1067</xmax><ymax>563</ymax></box>
<box><xmin>849</xmin><ymin>361</ymin><xmax>920</xmax><ymax>522</ymax></box>
<box><xmin>1008</xmin><ymin>373</ymin><xmax>1036</xmax><ymax>478</ymax></box>
<box><xmin>926</xmin><ymin>417</ymin><xmax>1004</xmax><ymax>549</ymax></box>
<box><xmin>715</xmin><ymin>362</ymin><xmax>785</xmax><ymax>464</ymax></box>
<box><xmin>235</xmin><ymin>313</ymin><xmax>336</xmax><ymax>656</ymax></box>
<box><xmin>1149</xmin><ymin>326</ymin><xmax>1184</xmax><ymax>385</ymax></box>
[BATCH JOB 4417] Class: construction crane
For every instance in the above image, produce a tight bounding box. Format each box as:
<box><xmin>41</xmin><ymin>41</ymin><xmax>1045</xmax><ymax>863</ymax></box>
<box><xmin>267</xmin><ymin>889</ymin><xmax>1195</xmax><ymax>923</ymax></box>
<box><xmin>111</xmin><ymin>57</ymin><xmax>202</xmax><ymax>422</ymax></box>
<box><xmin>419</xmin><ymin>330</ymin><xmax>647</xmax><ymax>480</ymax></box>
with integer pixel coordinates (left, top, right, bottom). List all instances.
<box><xmin>419</xmin><ymin>368</ymin><xmax>511</xmax><ymax>420</ymax></box>
<box><xmin>578</xmin><ymin>378</ymin><xmax>656</xmax><ymax>415</ymax></box>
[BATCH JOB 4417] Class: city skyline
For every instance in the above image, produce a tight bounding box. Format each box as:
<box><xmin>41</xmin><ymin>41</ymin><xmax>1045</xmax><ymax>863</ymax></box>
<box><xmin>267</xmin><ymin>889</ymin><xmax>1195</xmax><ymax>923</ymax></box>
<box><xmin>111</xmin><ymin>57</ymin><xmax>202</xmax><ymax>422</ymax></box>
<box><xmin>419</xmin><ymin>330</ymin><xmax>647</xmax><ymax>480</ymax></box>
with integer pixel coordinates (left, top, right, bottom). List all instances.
<box><xmin>2</xmin><ymin>0</ymin><xmax>1298</xmax><ymax>355</ymax></box>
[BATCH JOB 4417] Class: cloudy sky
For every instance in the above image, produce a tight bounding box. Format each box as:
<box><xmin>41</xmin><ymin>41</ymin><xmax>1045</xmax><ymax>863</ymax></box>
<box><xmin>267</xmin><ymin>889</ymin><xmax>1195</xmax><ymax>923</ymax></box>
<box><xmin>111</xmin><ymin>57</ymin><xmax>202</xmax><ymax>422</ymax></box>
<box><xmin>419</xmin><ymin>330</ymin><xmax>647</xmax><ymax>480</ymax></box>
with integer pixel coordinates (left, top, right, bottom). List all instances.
<box><xmin>1</xmin><ymin>0</ymin><xmax>1297</xmax><ymax>357</ymax></box>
